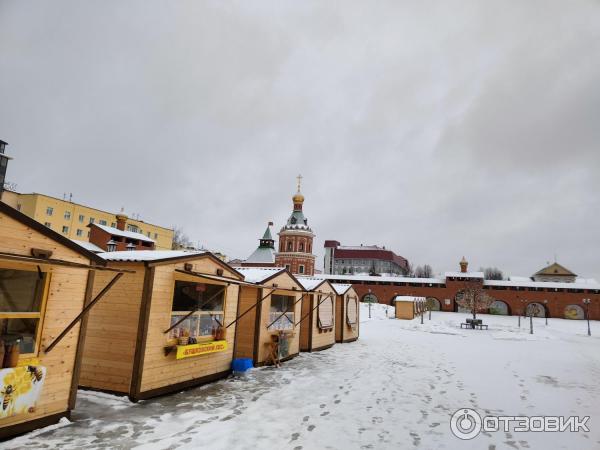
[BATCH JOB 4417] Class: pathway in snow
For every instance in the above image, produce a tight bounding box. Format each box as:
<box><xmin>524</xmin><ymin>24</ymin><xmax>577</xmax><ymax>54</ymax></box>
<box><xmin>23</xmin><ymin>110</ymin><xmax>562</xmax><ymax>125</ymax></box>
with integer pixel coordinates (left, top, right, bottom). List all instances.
<box><xmin>4</xmin><ymin>305</ymin><xmax>599</xmax><ymax>449</ymax></box>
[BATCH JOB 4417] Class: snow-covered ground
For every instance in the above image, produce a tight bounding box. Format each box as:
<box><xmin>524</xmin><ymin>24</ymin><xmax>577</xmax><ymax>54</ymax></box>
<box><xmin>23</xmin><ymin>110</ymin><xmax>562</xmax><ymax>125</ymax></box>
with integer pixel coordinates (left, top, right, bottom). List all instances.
<box><xmin>4</xmin><ymin>304</ymin><xmax>599</xmax><ymax>449</ymax></box>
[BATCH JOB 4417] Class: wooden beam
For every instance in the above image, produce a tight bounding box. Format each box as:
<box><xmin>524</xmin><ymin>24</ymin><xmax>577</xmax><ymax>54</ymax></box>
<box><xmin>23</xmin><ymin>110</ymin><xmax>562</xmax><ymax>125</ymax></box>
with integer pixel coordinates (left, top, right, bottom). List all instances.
<box><xmin>44</xmin><ymin>272</ymin><xmax>124</xmax><ymax>353</ymax></box>
<box><xmin>225</xmin><ymin>287</ymin><xmax>276</xmax><ymax>329</ymax></box>
<box><xmin>0</xmin><ymin>251</ymin><xmax>134</xmax><ymax>272</ymax></box>
<box><xmin>295</xmin><ymin>293</ymin><xmax>333</xmax><ymax>327</ymax></box>
<box><xmin>266</xmin><ymin>292</ymin><xmax>308</xmax><ymax>330</ymax></box>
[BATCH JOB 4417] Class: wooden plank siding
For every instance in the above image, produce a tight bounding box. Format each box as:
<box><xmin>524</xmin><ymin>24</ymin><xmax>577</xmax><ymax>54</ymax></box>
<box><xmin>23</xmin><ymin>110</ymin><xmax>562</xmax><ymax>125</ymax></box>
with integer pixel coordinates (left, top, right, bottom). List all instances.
<box><xmin>138</xmin><ymin>262</ymin><xmax>240</xmax><ymax>394</ymax></box>
<box><xmin>0</xmin><ymin>211</ymin><xmax>93</xmax><ymax>434</ymax></box>
<box><xmin>79</xmin><ymin>262</ymin><xmax>144</xmax><ymax>394</ymax></box>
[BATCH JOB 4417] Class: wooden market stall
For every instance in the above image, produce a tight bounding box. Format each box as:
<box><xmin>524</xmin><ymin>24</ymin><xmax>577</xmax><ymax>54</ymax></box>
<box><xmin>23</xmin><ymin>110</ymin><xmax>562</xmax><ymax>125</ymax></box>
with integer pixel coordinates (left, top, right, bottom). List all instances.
<box><xmin>79</xmin><ymin>250</ymin><xmax>246</xmax><ymax>401</ymax></box>
<box><xmin>0</xmin><ymin>202</ymin><xmax>125</xmax><ymax>439</ymax></box>
<box><xmin>332</xmin><ymin>284</ymin><xmax>360</xmax><ymax>343</ymax></box>
<box><xmin>233</xmin><ymin>267</ymin><xmax>304</xmax><ymax>367</ymax></box>
<box><xmin>297</xmin><ymin>278</ymin><xmax>337</xmax><ymax>352</ymax></box>
<box><xmin>394</xmin><ymin>296</ymin><xmax>426</xmax><ymax>320</ymax></box>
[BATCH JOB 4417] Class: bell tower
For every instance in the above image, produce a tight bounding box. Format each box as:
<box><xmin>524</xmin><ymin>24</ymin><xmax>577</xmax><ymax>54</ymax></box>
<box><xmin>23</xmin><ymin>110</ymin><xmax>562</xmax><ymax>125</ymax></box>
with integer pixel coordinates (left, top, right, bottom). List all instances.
<box><xmin>275</xmin><ymin>175</ymin><xmax>316</xmax><ymax>275</ymax></box>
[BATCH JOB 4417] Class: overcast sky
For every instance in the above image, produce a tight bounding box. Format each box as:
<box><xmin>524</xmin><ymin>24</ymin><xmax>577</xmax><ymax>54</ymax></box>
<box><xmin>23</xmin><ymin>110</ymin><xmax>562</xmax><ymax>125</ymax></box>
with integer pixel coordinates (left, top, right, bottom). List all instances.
<box><xmin>1</xmin><ymin>1</ymin><xmax>599</xmax><ymax>279</ymax></box>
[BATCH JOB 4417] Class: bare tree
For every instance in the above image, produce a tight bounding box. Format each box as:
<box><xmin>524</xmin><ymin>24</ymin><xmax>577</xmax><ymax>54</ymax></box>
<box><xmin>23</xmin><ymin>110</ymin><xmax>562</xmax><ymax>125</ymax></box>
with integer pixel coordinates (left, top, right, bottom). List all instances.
<box><xmin>455</xmin><ymin>282</ymin><xmax>496</xmax><ymax>321</ymax></box>
<box><xmin>481</xmin><ymin>267</ymin><xmax>503</xmax><ymax>280</ymax></box>
<box><xmin>414</xmin><ymin>264</ymin><xmax>433</xmax><ymax>278</ymax></box>
<box><xmin>172</xmin><ymin>226</ymin><xmax>192</xmax><ymax>250</ymax></box>
<box><xmin>405</xmin><ymin>261</ymin><xmax>414</xmax><ymax>277</ymax></box>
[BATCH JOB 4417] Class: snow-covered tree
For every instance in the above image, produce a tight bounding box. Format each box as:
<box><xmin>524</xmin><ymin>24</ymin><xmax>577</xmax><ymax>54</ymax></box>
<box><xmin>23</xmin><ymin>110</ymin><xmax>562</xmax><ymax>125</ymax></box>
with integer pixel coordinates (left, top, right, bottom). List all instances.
<box><xmin>455</xmin><ymin>282</ymin><xmax>496</xmax><ymax>321</ymax></box>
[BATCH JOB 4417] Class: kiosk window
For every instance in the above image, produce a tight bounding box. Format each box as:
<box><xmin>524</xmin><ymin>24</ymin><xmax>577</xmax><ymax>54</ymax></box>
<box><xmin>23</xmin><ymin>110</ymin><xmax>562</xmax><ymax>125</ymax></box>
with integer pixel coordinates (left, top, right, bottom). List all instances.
<box><xmin>268</xmin><ymin>295</ymin><xmax>294</xmax><ymax>330</ymax></box>
<box><xmin>170</xmin><ymin>281</ymin><xmax>225</xmax><ymax>339</ymax></box>
<box><xmin>0</xmin><ymin>268</ymin><xmax>48</xmax><ymax>355</ymax></box>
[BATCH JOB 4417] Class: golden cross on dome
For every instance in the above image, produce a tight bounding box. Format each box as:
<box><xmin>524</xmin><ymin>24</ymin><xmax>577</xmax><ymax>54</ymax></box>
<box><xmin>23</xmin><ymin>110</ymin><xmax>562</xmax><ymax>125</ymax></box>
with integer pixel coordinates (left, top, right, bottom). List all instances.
<box><xmin>296</xmin><ymin>174</ymin><xmax>303</xmax><ymax>193</ymax></box>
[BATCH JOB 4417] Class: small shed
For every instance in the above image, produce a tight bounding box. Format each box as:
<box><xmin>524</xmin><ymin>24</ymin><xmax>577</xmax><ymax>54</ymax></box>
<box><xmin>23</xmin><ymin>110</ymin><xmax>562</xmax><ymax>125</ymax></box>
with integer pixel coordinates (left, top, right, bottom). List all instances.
<box><xmin>332</xmin><ymin>284</ymin><xmax>360</xmax><ymax>343</ymax></box>
<box><xmin>79</xmin><ymin>250</ymin><xmax>245</xmax><ymax>401</ymax></box>
<box><xmin>297</xmin><ymin>278</ymin><xmax>337</xmax><ymax>352</ymax></box>
<box><xmin>394</xmin><ymin>296</ymin><xmax>426</xmax><ymax>320</ymax></box>
<box><xmin>0</xmin><ymin>202</ymin><xmax>124</xmax><ymax>439</ymax></box>
<box><xmin>233</xmin><ymin>267</ymin><xmax>303</xmax><ymax>366</ymax></box>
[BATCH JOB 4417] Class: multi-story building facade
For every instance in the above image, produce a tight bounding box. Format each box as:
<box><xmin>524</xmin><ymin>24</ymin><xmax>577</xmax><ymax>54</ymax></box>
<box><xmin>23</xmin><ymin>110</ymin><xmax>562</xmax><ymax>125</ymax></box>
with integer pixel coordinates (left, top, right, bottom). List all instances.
<box><xmin>323</xmin><ymin>241</ymin><xmax>409</xmax><ymax>275</ymax></box>
<box><xmin>2</xmin><ymin>191</ymin><xmax>174</xmax><ymax>249</ymax></box>
<box><xmin>274</xmin><ymin>178</ymin><xmax>316</xmax><ymax>276</ymax></box>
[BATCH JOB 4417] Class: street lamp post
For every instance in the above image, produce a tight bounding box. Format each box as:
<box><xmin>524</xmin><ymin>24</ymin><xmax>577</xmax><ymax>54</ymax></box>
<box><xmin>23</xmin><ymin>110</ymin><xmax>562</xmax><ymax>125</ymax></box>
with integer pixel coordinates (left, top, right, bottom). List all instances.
<box><xmin>583</xmin><ymin>299</ymin><xmax>591</xmax><ymax>336</ymax></box>
<box><xmin>543</xmin><ymin>299</ymin><xmax>548</xmax><ymax>326</ymax></box>
<box><xmin>368</xmin><ymin>289</ymin><xmax>372</xmax><ymax>319</ymax></box>
<box><xmin>529</xmin><ymin>309</ymin><xmax>534</xmax><ymax>335</ymax></box>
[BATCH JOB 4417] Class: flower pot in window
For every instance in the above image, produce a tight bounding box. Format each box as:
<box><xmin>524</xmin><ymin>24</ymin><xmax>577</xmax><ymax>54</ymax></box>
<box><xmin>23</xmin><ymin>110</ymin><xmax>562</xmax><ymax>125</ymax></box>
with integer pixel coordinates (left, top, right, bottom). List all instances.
<box><xmin>178</xmin><ymin>336</ymin><xmax>189</xmax><ymax>346</ymax></box>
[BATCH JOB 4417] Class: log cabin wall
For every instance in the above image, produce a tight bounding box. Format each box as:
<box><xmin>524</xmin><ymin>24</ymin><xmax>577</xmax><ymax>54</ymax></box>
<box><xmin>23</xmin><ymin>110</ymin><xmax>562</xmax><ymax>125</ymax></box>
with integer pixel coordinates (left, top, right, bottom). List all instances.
<box><xmin>137</xmin><ymin>258</ymin><xmax>240</xmax><ymax>397</ymax></box>
<box><xmin>79</xmin><ymin>262</ymin><xmax>144</xmax><ymax>394</ymax></box>
<box><xmin>0</xmin><ymin>210</ymin><xmax>93</xmax><ymax>435</ymax></box>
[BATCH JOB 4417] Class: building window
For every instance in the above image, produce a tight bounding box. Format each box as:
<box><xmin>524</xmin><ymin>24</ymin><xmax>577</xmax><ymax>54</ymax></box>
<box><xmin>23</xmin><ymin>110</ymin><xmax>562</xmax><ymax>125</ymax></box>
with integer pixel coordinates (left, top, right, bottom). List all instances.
<box><xmin>99</xmin><ymin>219</ymin><xmax>107</xmax><ymax>226</ymax></box>
<box><xmin>44</xmin><ymin>222</ymin><xmax>51</xmax><ymax>228</ymax></box>
<box><xmin>111</xmin><ymin>222</ymin><xmax>116</xmax><ymax>228</ymax></box>
<box><xmin>299</xmin><ymin>265</ymin><xmax>305</xmax><ymax>274</ymax></box>
<box><xmin>127</xmin><ymin>224</ymin><xmax>138</xmax><ymax>233</ymax></box>
<box><xmin>79</xmin><ymin>214</ymin><xmax>84</xmax><ymax>223</ymax></box>
<box><xmin>147</xmin><ymin>232</ymin><xmax>151</xmax><ymax>237</ymax></box>
<box><xmin>89</xmin><ymin>217</ymin><xmax>95</xmax><ymax>224</ymax></box>
<box><xmin>46</xmin><ymin>207</ymin><xmax>53</xmax><ymax>216</ymax></box>
<box><xmin>287</xmin><ymin>242</ymin><xmax>293</xmax><ymax>251</ymax></box>
<box><xmin>76</xmin><ymin>229</ymin><xmax>83</xmax><ymax>237</ymax></box>
<box><xmin>299</xmin><ymin>243</ymin><xmax>304</xmax><ymax>251</ymax></box>
<box><xmin>154</xmin><ymin>233</ymin><xmax>158</xmax><ymax>239</ymax></box>
<box><xmin>62</xmin><ymin>226</ymin><xmax>69</xmax><ymax>234</ymax></box>
<box><xmin>64</xmin><ymin>211</ymin><xmax>71</xmax><ymax>220</ymax></box>
<box><xmin>285</xmin><ymin>264</ymin><xmax>291</xmax><ymax>271</ymax></box>
<box><xmin>268</xmin><ymin>295</ymin><xmax>295</xmax><ymax>330</ymax></box>
<box><xmin>16</xmin><ymin>203</ymin><xmax>21</xmax><ymax>211</ymax></box>
<box><xmin>0</xmin><ymin>267</ymin><xmax>49</xmax><ymax>355</ymax></box>
<box><xmin>169</xmin><ymin>281</ymin><xmax>225</xmax><ymax>340</ymax></box>
<box><xmin>87</xmin><ymin>231</ymin><xmax>90</xmax><ymax>238</ymax></box>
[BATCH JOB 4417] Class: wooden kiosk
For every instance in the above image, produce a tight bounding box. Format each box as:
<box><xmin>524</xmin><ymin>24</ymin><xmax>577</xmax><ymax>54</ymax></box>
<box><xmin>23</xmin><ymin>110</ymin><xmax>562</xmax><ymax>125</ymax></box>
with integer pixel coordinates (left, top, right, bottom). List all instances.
<box><xmin>332</xmin><ymin>284</ymin><xmax>360</xmax><ymax>343</ymax></box>
<box><xmin>234</xmin><ymin>268</ymin><xmax>303</xmax><ymax>367</ymax></box>
<box><xmin>79</xmin><ymin>250</ymin><xmax>245</xmax><ymax>401</ymax></box>
<box><xmin>297</xmin><ymin>278</ymin><xmax>337</xmax><ymax>352</ymax></box>
<box><xmin>394</xmin><ymin>296</ymin><xmax>426</xmax><ymax>320</ymax></box>
<box><xmin>0</xmin><ymin>202</ymin><xmax>124</xmax><ymax>439</ymax></box>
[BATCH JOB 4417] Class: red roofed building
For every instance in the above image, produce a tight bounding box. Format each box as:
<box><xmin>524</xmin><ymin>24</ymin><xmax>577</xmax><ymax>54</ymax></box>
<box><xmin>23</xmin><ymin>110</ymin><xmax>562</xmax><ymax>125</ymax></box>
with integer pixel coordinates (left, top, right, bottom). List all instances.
<box><xmin>324</xmin><ymin>241</ymin><xmax>409</xmax><ymax>276</ymax></box>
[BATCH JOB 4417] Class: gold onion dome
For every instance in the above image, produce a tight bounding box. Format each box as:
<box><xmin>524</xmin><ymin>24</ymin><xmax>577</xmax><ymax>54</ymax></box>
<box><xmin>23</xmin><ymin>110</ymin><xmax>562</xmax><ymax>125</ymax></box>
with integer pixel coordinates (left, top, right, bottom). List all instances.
<box><xmin>293</xmin><ymin>192</ymin><xmax>304</xmax><ymax>203</ymax></box>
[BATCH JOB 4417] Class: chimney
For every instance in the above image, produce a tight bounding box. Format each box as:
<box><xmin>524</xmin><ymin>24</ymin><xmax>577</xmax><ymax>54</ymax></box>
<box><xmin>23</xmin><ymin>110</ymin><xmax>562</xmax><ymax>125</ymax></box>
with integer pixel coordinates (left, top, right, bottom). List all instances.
<box><xmin>460</xmin><ymin>256</ymin><xmax>468</xmax><ymax>273</ymax></box>
<box><xmin>116</xmin><ymin>209</ymin><xmax>128</xmax><ymax>231</ymax></box>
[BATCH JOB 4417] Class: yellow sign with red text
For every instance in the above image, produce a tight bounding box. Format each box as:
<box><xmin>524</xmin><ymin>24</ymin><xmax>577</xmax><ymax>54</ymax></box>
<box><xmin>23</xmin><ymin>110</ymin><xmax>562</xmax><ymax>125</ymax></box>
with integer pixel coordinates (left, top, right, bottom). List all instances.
<box><xmin>175</xmin><ymin>340</ymin><xmax>228</xmax><ymax>359</ymax></box>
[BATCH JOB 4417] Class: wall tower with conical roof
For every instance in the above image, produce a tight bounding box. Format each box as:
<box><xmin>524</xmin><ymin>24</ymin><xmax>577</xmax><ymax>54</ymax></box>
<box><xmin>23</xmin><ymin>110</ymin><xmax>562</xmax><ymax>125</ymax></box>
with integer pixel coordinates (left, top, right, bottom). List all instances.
<box><xmin>274</xmin><ymin>175</ymin><xmax>316</xmax><ymax>275</ymax></box>
<box><xmin>242</xmin><ymin>222</ymin><xmax>277</xmax><ymax>267</ymax></box>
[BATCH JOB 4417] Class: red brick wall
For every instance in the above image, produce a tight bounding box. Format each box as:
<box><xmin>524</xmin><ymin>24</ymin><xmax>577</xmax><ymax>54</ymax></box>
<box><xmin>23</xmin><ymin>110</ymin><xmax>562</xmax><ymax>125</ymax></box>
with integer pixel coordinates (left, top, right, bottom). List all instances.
<box><xmin>347</xmin><ymin>279</ymin><xmax>600</xmax><ymax>320</ymax></box>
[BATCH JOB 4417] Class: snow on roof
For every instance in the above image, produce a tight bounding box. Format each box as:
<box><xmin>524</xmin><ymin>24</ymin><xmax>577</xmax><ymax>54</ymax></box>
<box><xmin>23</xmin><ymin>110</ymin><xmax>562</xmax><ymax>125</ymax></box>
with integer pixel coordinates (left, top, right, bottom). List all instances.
<box><xmin>99</xmin><ymin>250</ymin><xmax>205</xmax><ymax>262</ymax></box>
<box><xmin>297</xmin><ymin>277</ymin><xmax>328</xmax><ymax>291</ymax></box>
<box><xmin>508</xmin><ymin>276</ymin><xmax>533</xmax><ymax>282</ymax></box>
<box><xmin>332</xmin><ymin>283</ymin><xmax>352</xmax><ymax>295</ymax></box>
<box><xmin>92</xmin><ymin>223</ymin><xmax>155</xmax><ymax>243</ymax></box>
<box><xmin>235</xmin><ymin>267</ymin><xmax>286</xmax><ymax>283</ymax></box>
<box><xmin>445</xmin><ymin>271</ymin><xmax>484</xmax><ymax>279</ymax></box>
<box><xmin>575</xmin><ymin>278</ymin><xmax>599</xmax><ymax>285</ymax></box>
<box><xmin>484</xmin><ymin>279</ymin><xmax>600</xmax><ymax>290</ymax></box>
<box><xmin>71</xmin><ymin>239</ymin><xmax>104</xmax><ymax>253</ymax></box>
<box><xmin>316</xmin><ymin>273</ymin><xmax>445</xmax><ymax>284</ymax></box>
<box><xmin>394</xmin><ymin>296</ymin><xmax>426</xmax><ymax>302</ymax></box>
<box><xmin>245</xmin><ymin>247</ymin><xmax>275</xmax><ymax>264</ymax></box>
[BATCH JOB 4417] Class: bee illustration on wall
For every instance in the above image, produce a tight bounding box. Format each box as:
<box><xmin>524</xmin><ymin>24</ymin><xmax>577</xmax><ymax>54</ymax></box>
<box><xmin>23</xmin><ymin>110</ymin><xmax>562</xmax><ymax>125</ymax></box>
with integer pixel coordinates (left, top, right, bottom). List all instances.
<box><xmin>1</xmin><ymin>384</ymin><xmax>15</xmax><ymax>411</ymax></box>
<box><xmin>27</xmin><ymin>366</ymin><xmax>43</xmax><ymax>383</ymax></box>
